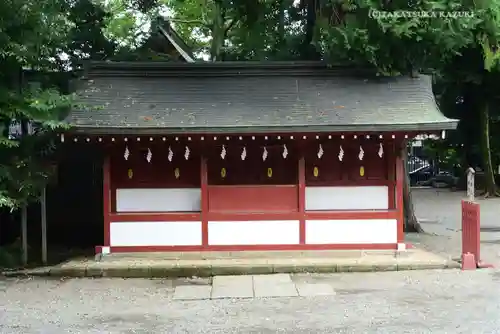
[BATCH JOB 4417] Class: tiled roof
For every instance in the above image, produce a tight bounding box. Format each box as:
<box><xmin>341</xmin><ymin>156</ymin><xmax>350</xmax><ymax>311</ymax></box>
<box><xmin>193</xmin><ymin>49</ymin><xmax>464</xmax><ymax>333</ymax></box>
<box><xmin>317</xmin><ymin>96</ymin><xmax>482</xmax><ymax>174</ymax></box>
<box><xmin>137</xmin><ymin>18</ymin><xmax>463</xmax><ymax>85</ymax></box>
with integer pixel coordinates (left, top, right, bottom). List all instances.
<box><xmin>68</xmin><ymin>61</ymin><xmax>458</xmax><ymax>134</ymax></box>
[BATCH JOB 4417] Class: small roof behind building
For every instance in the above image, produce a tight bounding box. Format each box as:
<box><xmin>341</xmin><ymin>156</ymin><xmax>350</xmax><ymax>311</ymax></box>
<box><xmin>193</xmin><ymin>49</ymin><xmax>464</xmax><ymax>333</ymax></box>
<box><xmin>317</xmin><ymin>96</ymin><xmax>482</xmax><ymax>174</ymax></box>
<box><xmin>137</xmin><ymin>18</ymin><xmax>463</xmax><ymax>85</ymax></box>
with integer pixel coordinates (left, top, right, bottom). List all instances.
<box><xmin>113</xmin><ymin>17</ymin><xmax>195</xmax><ymax>62</ymax></box>
<box><xmin>68</xmin><ymin>61</ymin><xmax>458</xmax><ymax>134</ymax></box>
<box><xmin>155</xmin><ymin>18</ymin><xmax>195</xmax><ymax>63</ymax></box>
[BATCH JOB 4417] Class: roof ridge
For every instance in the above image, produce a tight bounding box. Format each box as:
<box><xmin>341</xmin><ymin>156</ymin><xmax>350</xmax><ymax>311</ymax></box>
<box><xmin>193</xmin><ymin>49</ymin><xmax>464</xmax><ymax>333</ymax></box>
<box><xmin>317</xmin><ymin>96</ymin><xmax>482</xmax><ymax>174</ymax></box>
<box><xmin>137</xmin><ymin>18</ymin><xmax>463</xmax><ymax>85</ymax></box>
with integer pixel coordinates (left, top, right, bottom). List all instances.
<box><xmin>85</xmin><ymin>61</ymin><xmax>380</xmax><ymax>78</ymax></box>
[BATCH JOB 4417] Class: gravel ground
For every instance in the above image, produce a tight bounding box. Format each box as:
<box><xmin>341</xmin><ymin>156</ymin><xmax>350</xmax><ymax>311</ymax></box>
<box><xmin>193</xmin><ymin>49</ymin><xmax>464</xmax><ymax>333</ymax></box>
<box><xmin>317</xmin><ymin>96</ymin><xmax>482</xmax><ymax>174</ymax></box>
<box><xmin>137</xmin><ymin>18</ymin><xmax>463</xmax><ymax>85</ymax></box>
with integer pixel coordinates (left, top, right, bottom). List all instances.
<box><xmin>1</xmin><ymin>269</ymin><xmax>500</xmax><ymax>333</ymax></box>
<box><xmin>1</xmin><ymin>188</ymin><xmax>499</xmax><ymax>333</ymax></box>
<box><xmin>412</xmin><ymin>188</ymin><xmax>500</xmax><ymax>236</ymax></box>
<box><xmin>410</xmin><ymin>188</ymin><xmax>500</xmax><ymax>266</ymax></box>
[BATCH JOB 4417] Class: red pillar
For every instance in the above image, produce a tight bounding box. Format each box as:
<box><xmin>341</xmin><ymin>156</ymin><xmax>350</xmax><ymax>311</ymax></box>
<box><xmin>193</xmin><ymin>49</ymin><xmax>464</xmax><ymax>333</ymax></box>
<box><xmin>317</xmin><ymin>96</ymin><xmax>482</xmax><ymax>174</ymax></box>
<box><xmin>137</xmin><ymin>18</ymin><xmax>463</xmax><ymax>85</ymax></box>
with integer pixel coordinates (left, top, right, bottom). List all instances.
<box><xmin>387</xmin><ymin>142</ymin><xmax>396</xmax><ymax>209</ymax></box>
<box><xmin>395</xmin><ymin>150</ymin><xmax>405</xmax><ymax>244</ymax></box>
<box><xmin>298</xmin><ymin>151</ymin><xmax>306</xmax><ymax>244</ymax></box>
<box><xmin>103</xmin><ymin>155</ymin><xmax>111</xmax><ymax>247</ymax></box>
<box><xmin>200</xmin><ymin>156</ymin><xmax>209</xmax><ymax>247</ymax></box>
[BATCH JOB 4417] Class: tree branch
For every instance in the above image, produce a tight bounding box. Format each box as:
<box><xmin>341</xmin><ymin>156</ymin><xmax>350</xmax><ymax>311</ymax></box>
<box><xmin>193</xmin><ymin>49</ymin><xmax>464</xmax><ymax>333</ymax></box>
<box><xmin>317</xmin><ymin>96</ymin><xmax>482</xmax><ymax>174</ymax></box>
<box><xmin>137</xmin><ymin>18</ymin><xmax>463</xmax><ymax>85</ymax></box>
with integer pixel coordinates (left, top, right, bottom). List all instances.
<box><xmin>224</xmin><ymin>18</ymin><xmax>238</xmax><ymax>35</ymax></box>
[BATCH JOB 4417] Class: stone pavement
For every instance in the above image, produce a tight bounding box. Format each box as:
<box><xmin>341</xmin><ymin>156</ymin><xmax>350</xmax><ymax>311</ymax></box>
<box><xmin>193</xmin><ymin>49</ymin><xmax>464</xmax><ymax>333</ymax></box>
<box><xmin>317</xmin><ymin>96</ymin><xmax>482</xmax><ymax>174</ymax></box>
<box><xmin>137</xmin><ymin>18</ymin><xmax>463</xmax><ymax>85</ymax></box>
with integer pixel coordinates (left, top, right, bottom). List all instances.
<box><xmin>1</xmin><ymin>269</ymin><xmax>500</xmax><ymax>333</ymax></box>
<box><xmin>2</xmin><ymin>249</ymin><xmax>459</xmax><ymax>278</ymax></box>
<box><xmin>172</xmin><ymin>274</ymin><xmax>334</xmax><ymax>300</ymax></box>
<box><xmin>411</xmin><ymin>188</ymin><xmax>500</xmax><ymax>267</ymax></box>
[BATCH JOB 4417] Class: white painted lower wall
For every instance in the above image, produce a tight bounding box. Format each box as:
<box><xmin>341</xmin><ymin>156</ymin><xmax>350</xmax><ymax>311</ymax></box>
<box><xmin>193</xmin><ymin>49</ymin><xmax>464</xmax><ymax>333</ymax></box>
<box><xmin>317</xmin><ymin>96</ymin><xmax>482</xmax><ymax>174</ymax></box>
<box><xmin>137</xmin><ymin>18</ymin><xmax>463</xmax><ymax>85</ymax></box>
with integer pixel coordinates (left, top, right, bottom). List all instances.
<box><xmin>305</xmin><ymin>186</ymin><xmax>389</xmax><ymax>210</ymax></box>
<box><xmin>116</xmin><ymin>188</ymin><xmax>201</xmax><ymax>212</ymax></box>
<box><xmin>208</xmin><ymin>220</ymin><xmax>300</xmax><ymax>245</ymax></box>
<box><xmin>305</xmin><ymin>219</ymin><xmax>397</xmax><ymax>244</ymax></box>
<box><xmin>108</xmin><ymin>219</ymin><xmax>396</xmax><ymax>248</ymax></box>
<box><xmin>110</xmin><ymin>221</ymin><xmax>202</xmax><ymax>246</ymax></box>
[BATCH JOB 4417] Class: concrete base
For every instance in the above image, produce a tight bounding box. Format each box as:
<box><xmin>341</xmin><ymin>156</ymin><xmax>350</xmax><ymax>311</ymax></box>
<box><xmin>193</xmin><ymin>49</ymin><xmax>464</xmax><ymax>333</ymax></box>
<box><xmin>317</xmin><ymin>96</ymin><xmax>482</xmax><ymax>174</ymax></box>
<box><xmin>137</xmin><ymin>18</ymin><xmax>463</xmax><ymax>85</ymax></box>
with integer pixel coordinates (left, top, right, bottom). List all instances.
<box><xmin>2</xmin><ymin>249</ymin><xmax>459</xmax><ymax>278</ymax></box>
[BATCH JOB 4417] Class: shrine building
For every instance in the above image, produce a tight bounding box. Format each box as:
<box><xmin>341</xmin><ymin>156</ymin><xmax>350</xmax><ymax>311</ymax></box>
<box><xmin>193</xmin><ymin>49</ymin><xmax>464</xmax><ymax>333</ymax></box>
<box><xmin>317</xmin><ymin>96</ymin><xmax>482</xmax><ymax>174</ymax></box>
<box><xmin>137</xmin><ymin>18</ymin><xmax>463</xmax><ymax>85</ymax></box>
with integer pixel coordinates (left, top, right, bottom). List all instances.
<box><xmin>64</xmin><ymin>61</ymin><xmax>458</xmax><ymax>256</ymax></box>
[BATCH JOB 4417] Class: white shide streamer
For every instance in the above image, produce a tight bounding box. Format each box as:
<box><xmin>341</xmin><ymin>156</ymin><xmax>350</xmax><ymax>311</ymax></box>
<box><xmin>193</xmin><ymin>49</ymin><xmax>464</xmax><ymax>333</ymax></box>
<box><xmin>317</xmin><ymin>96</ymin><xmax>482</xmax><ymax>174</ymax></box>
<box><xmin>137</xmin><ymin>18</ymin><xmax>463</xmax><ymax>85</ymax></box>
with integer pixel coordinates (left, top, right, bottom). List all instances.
<box><xmin>378</xmin><ymin>143</ymin><xmax>384</xmax><ymax>158</ymax></box>
<box><xmin>221</xmin><ymin>145</ymin><xmax>227</xmax><ymax>159</ymax></box>
<box><xmin>358</xmin><ymin>146</ymin><xmax>364</xmax><ymax>161</ymax></box>
<box><xmin>282</xmin><ymin>144</ymin><xmax>288</xmax><ymax>159</ymax></box>
<box><xmin>168</xmin><ymin>146</ymin><xmax>173</xmax><ymax>162</ymax></box>
<box><xmin>317</xmin><ymin>144</ymin><xmax>324</xmax><ymax>159</ymax></box>
<box><xmin>124</xmin><ymin>146</ymin><xmax>130</xmax><ymax>161</ymax></box>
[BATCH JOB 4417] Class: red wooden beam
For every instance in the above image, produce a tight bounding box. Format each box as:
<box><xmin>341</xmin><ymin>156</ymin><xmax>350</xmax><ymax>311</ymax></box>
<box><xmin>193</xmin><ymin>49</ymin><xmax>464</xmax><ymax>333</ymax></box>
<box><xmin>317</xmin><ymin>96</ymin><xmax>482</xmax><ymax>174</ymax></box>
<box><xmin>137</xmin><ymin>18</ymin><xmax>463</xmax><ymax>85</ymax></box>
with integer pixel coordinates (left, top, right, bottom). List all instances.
<box><xmin>109</xmin><ymin>243</ymin><xmax>399</xmax><ymax>253</ymax></box>
<box><xmin>298</xmin><ymin>156</ymin><xmax>306</xmax><ymax>244</ymax></box>
<box><xmin>103</xmin><ymin>155</ymin><xmax>111</xmax><ymax>247</ymax></box>
<box><xmin>387</xmin><ymin>142</ymin><xmax>396</xmax><ymax>209</ymax></box>
<box><xmin>63</xmin><ymin>132</ymin><xmax>425</xmax><ymax>143</ymax></box>
<box><xmin>107</xmin><ymin>211</ymin><xmax>397</xmax><ymax>222</ymax></box>
<box><xmin>201</xmin><ymin>156</ymin><xmax>209</xmax><ymax>246</ymax></box>
<box><xmin>305</xmin><ymin>210</ymin><xmax>398</xmax><ymax>220</ymax></box>
<box><xmin>395</xmin><ymin>151</ymin><xmax>405</xmax><ymax>244</ymax></box>
<box><xmin>109</xmin><ymin>213</ymin><xmax>201</xmax><ymax>222</ymax></box>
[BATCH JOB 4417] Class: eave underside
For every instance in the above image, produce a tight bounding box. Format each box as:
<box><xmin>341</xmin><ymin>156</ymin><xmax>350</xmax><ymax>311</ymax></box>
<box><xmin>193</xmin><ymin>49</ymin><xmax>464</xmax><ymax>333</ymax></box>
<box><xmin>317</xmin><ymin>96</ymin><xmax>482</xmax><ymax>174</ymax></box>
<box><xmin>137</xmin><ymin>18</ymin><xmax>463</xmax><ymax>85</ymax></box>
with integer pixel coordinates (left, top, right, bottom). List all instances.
<box><xmin>68</xmin><ymin>122</ymin><xmax>457</xmax><ymax>135</ymax></box>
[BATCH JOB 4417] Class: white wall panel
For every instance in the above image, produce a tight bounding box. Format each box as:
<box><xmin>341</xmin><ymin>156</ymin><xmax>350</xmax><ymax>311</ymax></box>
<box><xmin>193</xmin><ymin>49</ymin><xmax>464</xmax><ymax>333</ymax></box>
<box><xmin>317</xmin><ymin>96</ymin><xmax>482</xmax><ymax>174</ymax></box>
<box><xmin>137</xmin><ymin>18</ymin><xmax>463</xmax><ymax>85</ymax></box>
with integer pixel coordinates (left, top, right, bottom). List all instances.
<box><xmin>116</xmin><ymin>188</ymin><xmax>201</xmax><ymax>212</ymax></box>
<box><xmin>305</xmin><ymin>186</ymin><xmax>389</xmax><ymax>210</ymax></box>
<box><xmin>110</xmin><ymin>221</ymin><xmax>202</xmax><ymax>246</ymax></box>
<box><xmin>305</xmin><ymin>219</ymin><xmax>397</xmax><ymax>244</ymax></box>
<box><xmin>208</xmin><ymin>220</ymin><xmax>300</xmax><ymax>245</ymax></box>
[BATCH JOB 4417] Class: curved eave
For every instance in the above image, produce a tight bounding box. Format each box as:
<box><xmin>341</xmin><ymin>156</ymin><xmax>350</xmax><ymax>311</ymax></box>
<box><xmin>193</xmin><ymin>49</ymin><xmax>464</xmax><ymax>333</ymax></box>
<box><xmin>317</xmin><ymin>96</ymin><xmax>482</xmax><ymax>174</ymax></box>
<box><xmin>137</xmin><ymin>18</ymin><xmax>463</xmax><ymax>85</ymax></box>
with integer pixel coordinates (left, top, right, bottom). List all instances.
<box><xmin>67</xmin><ymin>120</ymin><xmax>458</xmax><ymax>135</ymax></box>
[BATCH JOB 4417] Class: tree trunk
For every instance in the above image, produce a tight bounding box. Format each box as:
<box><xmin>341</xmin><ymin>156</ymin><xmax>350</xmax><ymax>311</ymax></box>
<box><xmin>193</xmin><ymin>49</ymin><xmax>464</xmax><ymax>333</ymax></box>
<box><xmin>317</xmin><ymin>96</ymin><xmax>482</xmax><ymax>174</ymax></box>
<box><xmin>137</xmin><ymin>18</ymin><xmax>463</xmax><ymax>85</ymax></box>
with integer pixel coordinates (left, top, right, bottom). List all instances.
<box><xmin>402</xmin><ymin>144</ymin><xmax>423</xmax><ymax>233</ymax></box>
<box><xmin>21</xmin><ymin>205</ymin><xmax>28</xmax><ymax>266</ymax></box>
<box><xmin>210</xmin><ymin>3</ymin><xmax>225</xmax><ymax>61</ymax></box>
<box><xmin>479</xmin><ymin>101</ymin><xmax>498</xmax><ymax>197</ymax></box>
<box><xmin>41</xmin><ymin>187</ymin><xmax>47</xmax><ymax>265</ymax></box>
<box><xmin>460</xmin><ymin>83</ymin><xmax>477</xmax><ymax>170</ymax></box>
<box><xmin>278</xmin><ymin>0</ymin><xmax>285</xmax><ymax>44</ymax></box>
<box><xmin>302</xmin><ymin>0</ymin><xmax>320</xmax><ymax>60</ymax></box>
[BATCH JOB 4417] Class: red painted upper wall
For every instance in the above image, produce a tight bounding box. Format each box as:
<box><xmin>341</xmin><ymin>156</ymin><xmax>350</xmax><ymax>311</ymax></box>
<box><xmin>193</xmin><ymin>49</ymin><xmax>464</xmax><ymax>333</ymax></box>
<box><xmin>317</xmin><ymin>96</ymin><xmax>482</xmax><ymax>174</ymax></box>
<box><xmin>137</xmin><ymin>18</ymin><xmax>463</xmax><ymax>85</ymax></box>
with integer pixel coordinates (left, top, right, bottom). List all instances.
<box><xmin>109</xmin><ymin>140</ymin><xmax>393</xmax><ymax>189</ymax></box>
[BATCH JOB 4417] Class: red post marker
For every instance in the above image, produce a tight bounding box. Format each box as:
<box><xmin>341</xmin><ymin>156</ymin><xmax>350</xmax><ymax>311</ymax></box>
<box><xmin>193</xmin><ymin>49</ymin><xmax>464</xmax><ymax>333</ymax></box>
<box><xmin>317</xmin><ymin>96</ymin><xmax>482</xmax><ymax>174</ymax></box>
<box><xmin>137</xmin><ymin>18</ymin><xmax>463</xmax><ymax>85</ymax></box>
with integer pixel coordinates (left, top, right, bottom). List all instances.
<box><xmin>461</xmin><ymin>252</ymin><xmax>477</xmax><ymax>270</ymax></box>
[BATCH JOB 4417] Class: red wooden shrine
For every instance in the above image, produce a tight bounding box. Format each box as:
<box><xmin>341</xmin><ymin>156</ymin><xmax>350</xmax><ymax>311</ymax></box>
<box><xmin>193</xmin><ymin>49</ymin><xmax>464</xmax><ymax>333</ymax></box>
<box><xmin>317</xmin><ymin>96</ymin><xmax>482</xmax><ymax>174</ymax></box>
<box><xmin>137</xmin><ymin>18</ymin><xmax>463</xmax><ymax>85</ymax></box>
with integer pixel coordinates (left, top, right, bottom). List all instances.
<box><xmin>64</xmin><ymin>61</ymin><xmax>457</xmax><ymax>256</ymax></box>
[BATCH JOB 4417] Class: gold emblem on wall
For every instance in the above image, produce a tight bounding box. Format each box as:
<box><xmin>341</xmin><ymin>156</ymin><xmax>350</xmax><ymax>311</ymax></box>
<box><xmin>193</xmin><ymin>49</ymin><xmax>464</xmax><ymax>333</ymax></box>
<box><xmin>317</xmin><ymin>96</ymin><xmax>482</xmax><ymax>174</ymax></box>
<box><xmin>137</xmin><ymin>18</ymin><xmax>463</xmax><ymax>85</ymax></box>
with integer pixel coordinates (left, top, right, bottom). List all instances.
<box><xmin>313</xmin><ymin>166</ymin><xmax>319</xmax><ymax>177</ymax></box>
<box><xmin>221</xmin><ymin>167</ymin><xmax>226</xmax><ymax>178</ymax></box>
<box><xmin>174</xmin><ymin>168</ymin><xmax>180</xmax><ymax>179</ymax></box>
<box><xmin>127</xmin><ymin>168</ymin><xmax>133</xmax><ymax>179</ymax></box>
<box><xmin>360</xmin><ymin>166</ymin><xmax>365</xmax><ymax>177</ymax></box>
<box><xmin>267</xmin><ymin>167</ymin><xmax>273</xmax><ymax>178</ymax></box>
